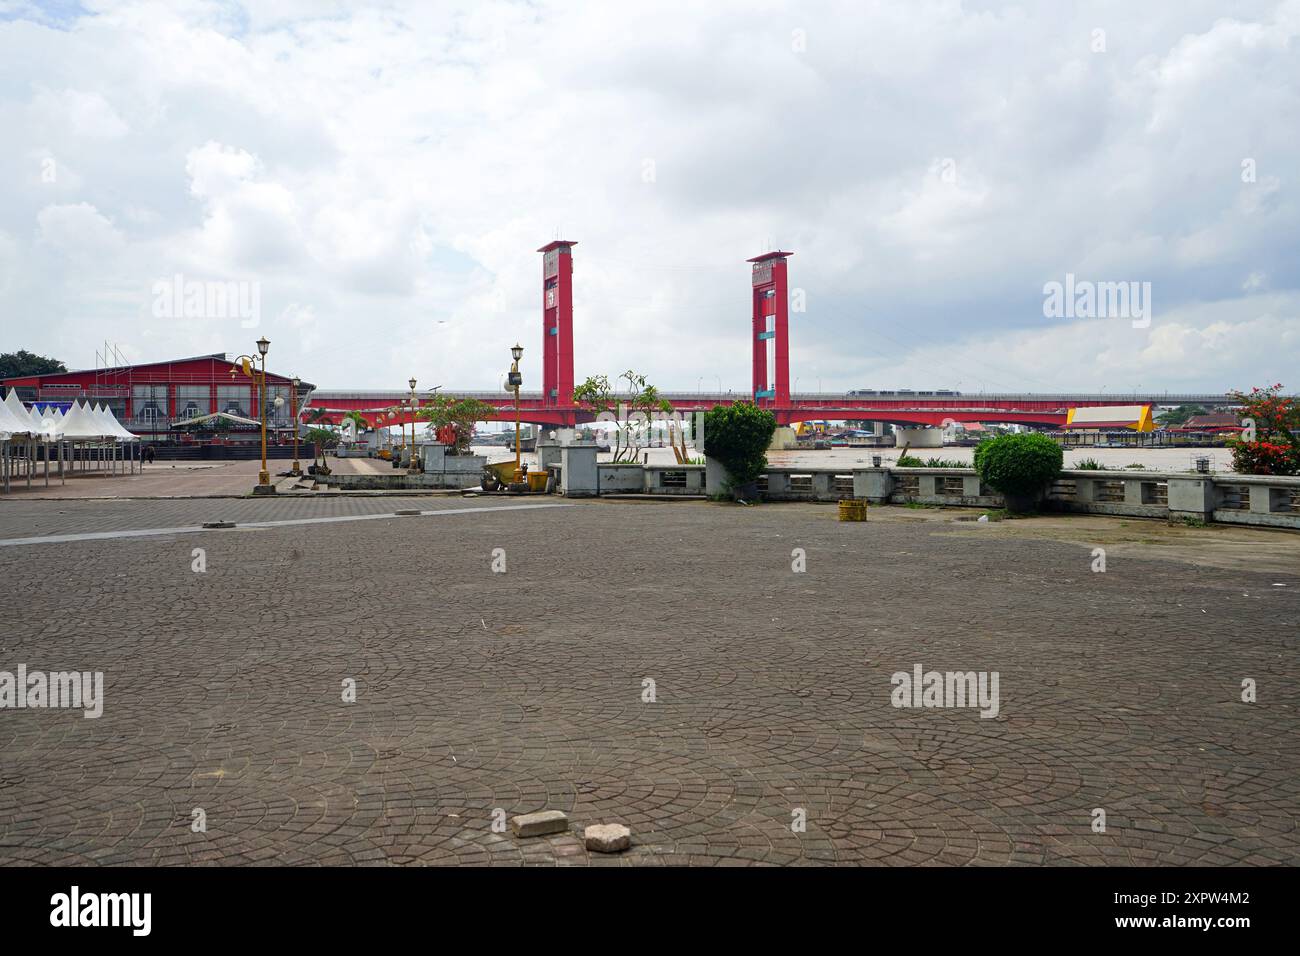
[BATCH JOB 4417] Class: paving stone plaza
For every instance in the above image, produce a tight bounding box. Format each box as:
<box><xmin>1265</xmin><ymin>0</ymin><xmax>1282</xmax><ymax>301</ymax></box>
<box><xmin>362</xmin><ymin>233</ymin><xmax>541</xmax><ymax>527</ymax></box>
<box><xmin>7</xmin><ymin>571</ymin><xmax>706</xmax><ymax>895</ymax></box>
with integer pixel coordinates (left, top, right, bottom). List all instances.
<box><xmin>1</xmin><ymin>493</ymin><xmax>1297</xmax><ymax>866</ymax></box>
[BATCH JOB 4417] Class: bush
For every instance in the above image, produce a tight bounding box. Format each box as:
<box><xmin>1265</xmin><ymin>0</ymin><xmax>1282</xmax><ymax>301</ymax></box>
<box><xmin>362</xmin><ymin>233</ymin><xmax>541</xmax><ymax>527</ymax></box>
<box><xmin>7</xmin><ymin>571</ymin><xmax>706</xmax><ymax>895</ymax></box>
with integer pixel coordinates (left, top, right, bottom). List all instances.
<box><xmin>1227</xmin><ymin>383</ymin><xmax>1300</xmax><ymax>475</ymax></box>
<box><xmin>1228</xmin><ymin>440</ymin><xmax>1299</xmax><ymax>476</ymax></box>
<box><xmin>1072</xmin><ymin>458</ymin><xmax>1102</xmax><ymax>470</ymax></box>
<box><xmin>898</xmin><ymin>455</ymin><xmax>966</xmax><ymax>468</ymax></box>
<box><xmin>974</xmin><ymin>433</ymin><xmax>1063</xmax><ymax>501</ymax></box>
<box><xmin>703</xmin><ymin>401</ymin><xmax>777</xmax><ymax>488</ymax></box>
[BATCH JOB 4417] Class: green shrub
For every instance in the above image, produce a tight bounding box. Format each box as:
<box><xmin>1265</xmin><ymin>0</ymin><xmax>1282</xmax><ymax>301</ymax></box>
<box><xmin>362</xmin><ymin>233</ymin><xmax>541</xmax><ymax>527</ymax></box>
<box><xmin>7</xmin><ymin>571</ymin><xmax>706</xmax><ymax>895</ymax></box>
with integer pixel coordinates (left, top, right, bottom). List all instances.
<box><xmin>896</xmin><ymin>454</ymin><xmax>925</xmax><ymax>467</ymax></box>
<box><xmin>703</xmin><ymin>401</ymin><xmax>777</xmax><ymax>488</ymax></box>
<box><xmin>973</xmin><ymin>438</ymin><xmax>995</xmax><ymax>473</ymax></box>
<box><xmin>1072</xmin><ymin>457</ymin><xmax>1102</xmax><ymax>470</ymax></box>
<box><xmin>974</xmin><ymin>433</ymin><xmax>1063</xmax><ymax>499</ymax></box>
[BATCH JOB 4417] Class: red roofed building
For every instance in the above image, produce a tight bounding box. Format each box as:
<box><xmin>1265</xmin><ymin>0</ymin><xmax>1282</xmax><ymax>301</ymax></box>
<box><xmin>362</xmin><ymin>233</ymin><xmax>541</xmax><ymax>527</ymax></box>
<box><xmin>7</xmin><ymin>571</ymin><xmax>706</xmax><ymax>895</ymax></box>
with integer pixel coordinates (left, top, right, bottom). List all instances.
<box><xmin>0</xmin><ymin>353</ymin><xmax>314</xmax><ymax>447</ymax></box>
<box><xmin>1177</xmin><ymin>413</ymin><xmax>1241</xmax><ymax>433</ymax></box>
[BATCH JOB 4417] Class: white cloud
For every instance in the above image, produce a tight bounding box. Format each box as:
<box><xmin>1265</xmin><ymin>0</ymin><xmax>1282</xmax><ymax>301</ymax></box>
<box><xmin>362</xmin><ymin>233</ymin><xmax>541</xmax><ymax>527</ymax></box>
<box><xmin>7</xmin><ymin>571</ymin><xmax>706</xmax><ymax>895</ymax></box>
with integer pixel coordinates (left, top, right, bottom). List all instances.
<box><xmin>0</xmin><ymin>0</ymin><xmax>1296</xmax><ymax>394</ymax></box>
<box><xmin>36</xmin><ymin>202</ymin><xmax>124</xmax><ymax>259</ymax></box>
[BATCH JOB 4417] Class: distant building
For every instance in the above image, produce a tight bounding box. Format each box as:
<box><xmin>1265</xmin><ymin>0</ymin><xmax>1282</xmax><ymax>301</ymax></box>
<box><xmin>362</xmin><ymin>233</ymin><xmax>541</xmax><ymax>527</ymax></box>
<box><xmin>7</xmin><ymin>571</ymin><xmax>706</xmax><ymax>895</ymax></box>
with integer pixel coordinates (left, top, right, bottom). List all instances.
<box><xmin>1064</xmin><ymin>405</ymin><xmax>1155</xmax><ymax>432</ymax></box>
<box><xmin>1178</xmin><ymin>413</ymin><xmax>1241</xmax><ymax>433</ymax></box>
<box><xmin>0</xmin><ymin>353</ymin><xmax>313</xmax><ymax>445</ymax></box>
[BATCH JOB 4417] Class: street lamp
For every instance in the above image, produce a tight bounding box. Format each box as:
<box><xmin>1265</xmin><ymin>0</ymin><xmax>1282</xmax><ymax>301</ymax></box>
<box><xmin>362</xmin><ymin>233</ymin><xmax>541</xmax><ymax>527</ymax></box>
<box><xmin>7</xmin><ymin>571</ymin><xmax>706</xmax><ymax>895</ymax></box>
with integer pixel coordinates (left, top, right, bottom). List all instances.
<box><xmin>408</xmin><ymin>376</ymin><xmax>419</xmax><ymax>472</ymax></box>
<box><xmin>231</xmin><ymin>336</ymin><xmax>271</xmax><ymax>491</ymax></box>
<box><xmin>508</xmin><ymin>343</ymin><xmax>524</xmax><ymax>482</ymax></box>
<box><xmin>290</xmin><ymin>375</ymin><xmax>301</xmax><ymax>476</ymax></box>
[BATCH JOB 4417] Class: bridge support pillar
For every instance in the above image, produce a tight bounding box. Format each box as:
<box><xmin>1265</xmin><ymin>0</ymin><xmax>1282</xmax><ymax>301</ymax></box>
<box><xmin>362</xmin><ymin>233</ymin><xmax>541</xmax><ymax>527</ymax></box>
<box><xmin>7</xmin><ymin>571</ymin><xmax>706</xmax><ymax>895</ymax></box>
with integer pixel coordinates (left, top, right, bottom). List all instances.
<box><xmin>748</xmin><ymin>250</ymin><xmax>792</xmax><ymax>408</ymax></box>
<box><xmin>539</xmin><ymin>240</ymin><xmax>576</xmax><ymax>409</ymax></box>
<box><xmin>894</xmin><ymin>427</ymin><xmax>944</xmax><ymax>449</ymax></box>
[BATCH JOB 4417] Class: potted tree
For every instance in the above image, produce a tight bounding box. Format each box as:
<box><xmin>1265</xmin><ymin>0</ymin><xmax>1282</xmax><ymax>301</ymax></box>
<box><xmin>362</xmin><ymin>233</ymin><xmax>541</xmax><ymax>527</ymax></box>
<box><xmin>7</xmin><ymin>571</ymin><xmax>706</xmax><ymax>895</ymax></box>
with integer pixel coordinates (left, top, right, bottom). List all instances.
<box><xmin>702</xmin><ymin>401</ymin><xmax>777</xmax><ymax>500</ymax></box>
<box><xmin>973</xmin><ymin>432</ymin><xmax>1063</xmax><ymax>513</ymax></box>
<box><xmin>304</xmin><ymin>426</ymin><xmax>338</xmax><ymax>476</ymax></box>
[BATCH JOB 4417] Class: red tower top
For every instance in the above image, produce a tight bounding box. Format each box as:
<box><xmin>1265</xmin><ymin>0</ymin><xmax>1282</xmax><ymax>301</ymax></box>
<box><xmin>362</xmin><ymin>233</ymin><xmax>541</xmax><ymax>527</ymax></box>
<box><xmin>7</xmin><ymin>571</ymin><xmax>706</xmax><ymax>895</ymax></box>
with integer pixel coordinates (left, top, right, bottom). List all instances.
<box><xmin>749</xmin><ymin>250</ymin><xmax>792</xmax><ymax>406</ymax></box>
<box><xmin>538</xmin><ymin>241</ymin><xmax>577</xmax><ymax>407</ymax></box>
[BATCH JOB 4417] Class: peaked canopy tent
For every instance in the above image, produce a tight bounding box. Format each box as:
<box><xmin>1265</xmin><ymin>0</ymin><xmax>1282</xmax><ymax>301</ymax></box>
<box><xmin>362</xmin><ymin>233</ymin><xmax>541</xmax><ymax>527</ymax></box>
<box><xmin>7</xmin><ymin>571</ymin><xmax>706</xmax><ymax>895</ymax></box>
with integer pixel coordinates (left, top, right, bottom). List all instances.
<box><xmin>1</xmin><ymin>390</ymin><xmax>38</xmax><ymax>493</ymax></box>
<box><xmin>0</xmin><ymin>395</ymin><xmax>140</xmax><ymax>493</ymax></box>
<box><xmin>61</xmin><ymin>400</ymin><xmax>141</xmax><ymax>480</ymax></box>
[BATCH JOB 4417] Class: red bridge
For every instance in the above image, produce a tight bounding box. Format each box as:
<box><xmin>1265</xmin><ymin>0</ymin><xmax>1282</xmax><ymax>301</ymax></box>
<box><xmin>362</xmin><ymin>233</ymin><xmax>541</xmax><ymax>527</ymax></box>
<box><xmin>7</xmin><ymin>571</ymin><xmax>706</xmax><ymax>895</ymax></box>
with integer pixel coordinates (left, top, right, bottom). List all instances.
<box><xmin>311</xmin><ymin>241</ymin><xmax>1232</xmax><ymax>429</ymax></box>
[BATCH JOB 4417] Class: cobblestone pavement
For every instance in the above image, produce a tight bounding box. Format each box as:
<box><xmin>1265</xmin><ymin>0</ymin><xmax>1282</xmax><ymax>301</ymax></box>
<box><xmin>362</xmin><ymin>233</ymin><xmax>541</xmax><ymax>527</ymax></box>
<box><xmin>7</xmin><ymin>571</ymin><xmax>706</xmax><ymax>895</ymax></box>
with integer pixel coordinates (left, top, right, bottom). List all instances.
<box><xmin>1</xmin><ymin>498</ymin><xmax>1297</xmax><ymax>866</ymax></box>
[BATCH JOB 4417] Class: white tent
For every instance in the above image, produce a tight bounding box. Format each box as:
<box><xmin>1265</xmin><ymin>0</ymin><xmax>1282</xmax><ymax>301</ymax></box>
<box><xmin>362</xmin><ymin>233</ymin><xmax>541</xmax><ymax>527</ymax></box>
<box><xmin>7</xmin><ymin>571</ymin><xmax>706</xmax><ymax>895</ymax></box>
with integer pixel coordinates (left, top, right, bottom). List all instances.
<box><xmin>90</xmin><ymin>403</ymin><xmax>138</xmax><ymax>442</ymax></box>
<box><xmin>0</xmin><ymin>394</ymin><xmax>32</xmax><ymax>438</ymax></box>
<box><xmin>34</xmin><ymin>405</ymin><xmax>64</xmax><ymax>440</ymax></box>
<box><xmin>58</xmin><ymin>400</ymin><xmax>108</xmax><ymax>439</ymax></box>
<box><xmin>1</xmin><ymin>391</ymin><xmax>38</xmax><ymax>492</ymax></box>
<box><xmin>0</xmin><ymin>397</ymin><xmax>142</xmax><ymax>494</ymax></box>
<box><xmin>3</xmin><ymin>390</ymin><xmax>37</xmax><ymax>432</ymax></box>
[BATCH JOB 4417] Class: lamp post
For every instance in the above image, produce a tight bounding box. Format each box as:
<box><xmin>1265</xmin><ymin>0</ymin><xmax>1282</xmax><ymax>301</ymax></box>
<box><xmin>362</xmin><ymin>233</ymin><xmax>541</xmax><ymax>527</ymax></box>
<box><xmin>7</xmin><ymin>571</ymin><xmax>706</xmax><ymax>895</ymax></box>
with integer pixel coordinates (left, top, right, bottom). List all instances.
<box><xmin>508</xmin><ymin>343</ymin><xmax>523</xmax><ymax>482</ymax></box>
<box><xmin>407</xmin><ymin>377</ymin><xmax>419</xmax><ymax>471</ymax></box>
<box><xmin>231</xmin><ymin>336</ymin><xmax>271</xmax><ymax>490</ymax></box>
<box><xmin>290</xmin><ymin>375</ymin><xmax>301</xmax><ymax>476</ymax></box>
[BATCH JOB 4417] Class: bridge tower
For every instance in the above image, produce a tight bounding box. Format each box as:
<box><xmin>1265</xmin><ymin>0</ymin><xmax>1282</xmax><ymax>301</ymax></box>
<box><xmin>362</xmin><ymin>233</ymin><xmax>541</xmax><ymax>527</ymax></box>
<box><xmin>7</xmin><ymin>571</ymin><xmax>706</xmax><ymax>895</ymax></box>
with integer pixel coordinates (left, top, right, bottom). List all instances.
<box><xmin>748</xmin><ymin>250</ymin><xmax>792</xmax><ymax>407</ymax></box>
<box><xmin>538</xmin><ymin>240</ymin><xmax>577</xmax><ymax>407</ymax></box>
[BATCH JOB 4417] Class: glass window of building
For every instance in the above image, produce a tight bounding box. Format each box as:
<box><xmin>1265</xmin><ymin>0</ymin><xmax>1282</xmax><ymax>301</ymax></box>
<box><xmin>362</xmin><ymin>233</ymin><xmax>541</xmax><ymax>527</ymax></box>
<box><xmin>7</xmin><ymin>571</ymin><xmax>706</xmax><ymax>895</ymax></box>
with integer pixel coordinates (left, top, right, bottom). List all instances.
<box><xmin>216</xmin><ymin>385</ymin><xmax>251</xmax><ymax>418</ymax></box>
<box><xmin>265</xmin><ymin>385</ymin><xmax>290</xmax><ymax>424</ymax></box>
<box><xmin>132</xmin><ymin>384</ymin><xmax>168</xmax><ymax>423</ymax></box>
<box><xmin>176</xmin><ymin>385</ymin><xmax>210</xmax><ymax>420</ymax></box>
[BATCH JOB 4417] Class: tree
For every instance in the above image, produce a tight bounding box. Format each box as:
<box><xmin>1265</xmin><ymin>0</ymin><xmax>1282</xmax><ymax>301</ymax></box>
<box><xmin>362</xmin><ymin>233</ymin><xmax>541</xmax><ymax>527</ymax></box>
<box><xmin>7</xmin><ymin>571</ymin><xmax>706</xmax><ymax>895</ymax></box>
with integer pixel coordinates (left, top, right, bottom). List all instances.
<box><xmin>0</xmin><ymin>350</ymin><xmax>66</xmax><ymax>379</ymax></box>
<box><xmin>702</xmin><ymin>401</ymin><xmax>777</xmax><ymax>494</ymax></box>
<box><xmin>973</xmin><ymin>432</ymin><xmax>1063</xmax><ymax>511</ymax></box>
<box><xmin>573</xmin><ymin>370</ymin><xmax>674</xmax><ymax>462</ymax></box>
<box><xmin>573</xmin><ymin>374</ymin><xmax>620</xmax><ymax>457</ymax></box>
<box><xmin>341</xmin><ymin>410</ymin><xmax>369</xmax><ymax>439</ymax></box>
<box><xmin>418</xmin><ymin>395</ymin><xmax>496</xmax><ymax>455</ymax></box>
<box><xmin>1156</xmin><ymin>404</ymin><xmax>1208</xmax><ymax>426</ymax></box>
<box><xmin>304</xmin><ymin>426</ymin><xmax>338</xmax><ymax>472</ymax></box>
<box><xmin>620</xmin><ymin>371</ymin><xmax>672</xmax><ymax>462</ymax></box>
<box><xmin>1227</xmin><ymin>384</ymin><xmax>1300</xmax><ymax>476</ymax></box>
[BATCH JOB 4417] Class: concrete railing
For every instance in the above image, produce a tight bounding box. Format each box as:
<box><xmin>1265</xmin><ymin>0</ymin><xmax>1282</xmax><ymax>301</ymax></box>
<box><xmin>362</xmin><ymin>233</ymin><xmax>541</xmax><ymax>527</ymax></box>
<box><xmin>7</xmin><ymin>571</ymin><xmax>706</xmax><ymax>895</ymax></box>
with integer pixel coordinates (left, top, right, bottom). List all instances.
<box><xmin>551</xmin><ymin>445</ymin><xmax>1300</xmax><ymax>529</ymax></box>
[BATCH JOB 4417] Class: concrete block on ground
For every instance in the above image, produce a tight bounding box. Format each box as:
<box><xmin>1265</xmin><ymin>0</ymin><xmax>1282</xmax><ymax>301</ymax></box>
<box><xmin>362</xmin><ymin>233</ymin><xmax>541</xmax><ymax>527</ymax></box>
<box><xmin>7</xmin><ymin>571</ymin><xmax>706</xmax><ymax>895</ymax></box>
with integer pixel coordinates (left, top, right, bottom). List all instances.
<box><xmin>511</xmin><ymin>810</ymin><xmax>569</xmax><ymax>837</ymax></box>
<box><xmin>584</xmin><ymin>823</ymin><xmax>631</xmax><ymax>853</ymax></box>
<box><xmin>561</xmin><ymin>444</ymin><xmax>599</xmax><ymax>496</ymax></box>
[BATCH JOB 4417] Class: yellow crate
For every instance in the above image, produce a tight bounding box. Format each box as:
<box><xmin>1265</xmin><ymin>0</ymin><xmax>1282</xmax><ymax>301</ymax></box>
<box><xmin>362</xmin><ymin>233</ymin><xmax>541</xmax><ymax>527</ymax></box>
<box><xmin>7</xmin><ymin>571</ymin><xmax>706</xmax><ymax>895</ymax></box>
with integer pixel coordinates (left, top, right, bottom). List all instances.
<box><xmin>838</xmin><ymin>498</ymin><xmax>868</xmax><ymax>521</ymax></box>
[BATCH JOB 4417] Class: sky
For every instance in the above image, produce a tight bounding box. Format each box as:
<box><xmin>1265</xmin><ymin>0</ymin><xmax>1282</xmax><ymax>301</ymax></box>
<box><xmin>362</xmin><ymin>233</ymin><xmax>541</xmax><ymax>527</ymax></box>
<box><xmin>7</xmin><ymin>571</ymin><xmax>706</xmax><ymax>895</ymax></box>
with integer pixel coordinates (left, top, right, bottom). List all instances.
<box><xmin>0</xmin><ymin>0</ymin><xmax>1297</xmax><ymax>394</ymax></box>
